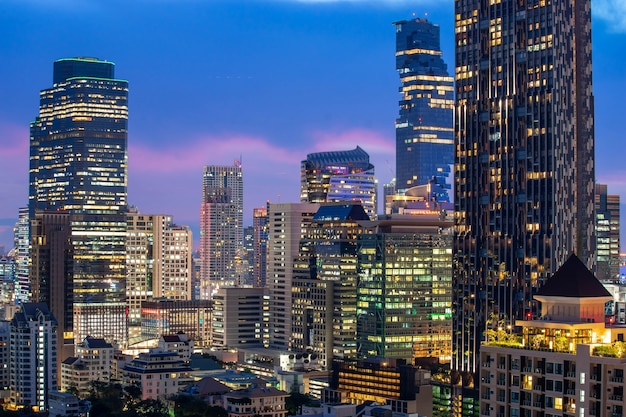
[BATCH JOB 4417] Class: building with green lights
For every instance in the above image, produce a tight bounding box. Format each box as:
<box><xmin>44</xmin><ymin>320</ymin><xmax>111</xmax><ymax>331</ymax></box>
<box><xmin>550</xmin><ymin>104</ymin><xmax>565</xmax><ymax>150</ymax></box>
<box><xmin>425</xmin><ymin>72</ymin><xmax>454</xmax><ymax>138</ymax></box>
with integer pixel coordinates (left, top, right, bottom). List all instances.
<box><xmin>356</xmin><ymin>210</ymin><xmax>453</xmax><ymax>364</ymax></box>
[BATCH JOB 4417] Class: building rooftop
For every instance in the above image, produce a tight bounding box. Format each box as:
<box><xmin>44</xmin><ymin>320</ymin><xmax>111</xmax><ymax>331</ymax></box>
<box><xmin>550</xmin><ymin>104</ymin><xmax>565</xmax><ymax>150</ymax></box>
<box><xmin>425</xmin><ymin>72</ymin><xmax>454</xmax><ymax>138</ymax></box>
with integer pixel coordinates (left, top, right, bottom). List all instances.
<box><xmin>225</xmin><ymin>386</ymin><xmax>288</xmax><ymax>399</ymax></box>
<box><xmin>83</xmin><ymin>336</ymin><xmax>113</xmax><ymax>349</ymax></box>
<box><xmin>537</xmin><ymin>253</ymin><xmax>612</xmax><ymax>298</ymax></box>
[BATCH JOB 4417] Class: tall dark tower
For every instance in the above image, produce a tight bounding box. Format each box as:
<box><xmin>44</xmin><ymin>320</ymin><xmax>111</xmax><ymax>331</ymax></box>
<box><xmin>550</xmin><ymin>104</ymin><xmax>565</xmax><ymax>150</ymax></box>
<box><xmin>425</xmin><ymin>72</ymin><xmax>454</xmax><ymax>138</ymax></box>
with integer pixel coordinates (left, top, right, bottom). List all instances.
<box><xmin>452</xmin><ymin>0</ymin><xmax>595</xmax><ymax>412</ymax></box>
<box><xmin>394</xmin><ymin>18</ymin><xmax>454</xmax><ymax>200</ymax></box>
<box><xmin>29</xmin><ymin>57</ymin><xmax>129</xmax><ymax>348</ymax></box>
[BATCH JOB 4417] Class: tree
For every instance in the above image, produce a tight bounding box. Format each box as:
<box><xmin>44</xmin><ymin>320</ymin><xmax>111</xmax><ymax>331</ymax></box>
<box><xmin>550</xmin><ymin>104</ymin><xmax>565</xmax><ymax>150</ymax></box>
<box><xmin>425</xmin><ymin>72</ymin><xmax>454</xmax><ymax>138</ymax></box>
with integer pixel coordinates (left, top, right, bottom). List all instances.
<box><xmin>286</xmin><ymin>392</ymin><xmax>313</xmax><ymax>416</ymax></box>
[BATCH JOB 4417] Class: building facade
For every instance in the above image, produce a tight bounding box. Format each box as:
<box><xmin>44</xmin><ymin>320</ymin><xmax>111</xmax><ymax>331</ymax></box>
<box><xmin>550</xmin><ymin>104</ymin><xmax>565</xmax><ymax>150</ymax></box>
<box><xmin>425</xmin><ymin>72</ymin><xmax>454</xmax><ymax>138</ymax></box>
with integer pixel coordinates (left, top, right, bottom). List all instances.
<box><xmin>394</xmin><ymin>18</ymin><xmax>454</xmax><ymax>199</ymax></box>
<box><xmin>291</xmin><ymin>204</ymin><xmax>371</xmax><ymax>368</ymax></box>
<box><xmin>13</xmin><ymin>207</ymin><xmax>30</xmax><ymax>303</ymax></box>
<box><xmin>595</xmin><ymin>184</ymin><xmax>620</xmax><ymax>282</ymax></box>
<box><xmin>267</xmin><ymin>202</ymin><xmax>319</xmax><ymax>350</ymax></box>
<box><xmin>356</xmin><ymin>212</ymin><xmax>453</xmax><ymax>364</ymax></box>
<box><xmin>224</xmin><ymin>386</ymin><xmax>288</xmax><ymax>417</ymax></box>
<box><xmin>253</xmin><ymin>207</ymin><xmax>269</xmax><ymax>288</ymax></box>
<box><xmin>8</xmin><ymin>303</ymin><xmax>58</xmax><ymax>412</ymax></box>
<box><xmin>200</xmin><ymin>164</ymin><xmax>243</xmax><ymax>299</ymax></box>
<box><xmin>29</xmin><ymin>57</ymin><xmax>129</xmax><ymax>348</ymax></box>
<box><xmin>61</xmin><ymin>336</ymin><xmax>114</xmax><ymax>396</ymax></box>
<box><xmin>126</xmin><ymin>212</ymin><xmax>193</xmax><ymax>331</ymax></box>
<box><xmin>453</xmin><ymin>0</ymin><xmax>596</xmax><ymax>402</ymax></box>
<box><xmin>479</xmin><ymin>255</ymin><xmax>626</xmax><ymax>417</ymax></box>
<box><xmin>212</xmin><ymin>287</ymin><xmax>266</xmax><ymax>349</ymax></box>
<box><xmin>300</xmin><ymin>147</ymin><xmax>377</xmax><ymax>219</ymax></box>
<box><xmin>122</xmin><ymin>350</ymin><xmax>192</xmax><ymax>400</ymax></box>
<box><xmin>140</xmin><ymin>299</ymin><xmax>212</xmax><ymax>346</ymax></box>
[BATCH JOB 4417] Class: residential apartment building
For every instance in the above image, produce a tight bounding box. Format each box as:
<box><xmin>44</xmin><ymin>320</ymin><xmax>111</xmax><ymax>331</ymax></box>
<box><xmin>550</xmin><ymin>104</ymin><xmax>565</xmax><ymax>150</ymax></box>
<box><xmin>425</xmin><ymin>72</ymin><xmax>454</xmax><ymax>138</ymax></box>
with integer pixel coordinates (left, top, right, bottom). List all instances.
<box><xmin>61</xmin><ymin>336</ymin><xmax>114</xmax><ymax>396</ymax></box>
<box><xmin>224</xmin><ymin>386</ymin><xmax>288</xmax><ymax>417</ymax></box>
<box><xmin>122</xmin><ymin>350</ymin><xmax>192</xmax><ymax>400</ymax></box>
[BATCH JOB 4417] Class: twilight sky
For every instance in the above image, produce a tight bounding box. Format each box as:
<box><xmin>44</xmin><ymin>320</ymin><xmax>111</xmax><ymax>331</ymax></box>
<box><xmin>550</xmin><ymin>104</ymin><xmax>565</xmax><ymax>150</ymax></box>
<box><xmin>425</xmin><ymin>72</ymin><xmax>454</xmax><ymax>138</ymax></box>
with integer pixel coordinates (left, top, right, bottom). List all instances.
<box><xmin>0</xmin><ymin>0</ymin><xmax>625</xmax><ymax>251</ymax></box>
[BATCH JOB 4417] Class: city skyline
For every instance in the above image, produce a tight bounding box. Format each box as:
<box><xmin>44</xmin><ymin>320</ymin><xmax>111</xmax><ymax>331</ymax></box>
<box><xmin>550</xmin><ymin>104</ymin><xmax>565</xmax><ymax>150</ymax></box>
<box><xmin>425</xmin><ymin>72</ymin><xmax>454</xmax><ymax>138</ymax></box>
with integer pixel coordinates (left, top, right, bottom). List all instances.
<box><xmin>0</xmin><ymin>0</ymin><xmax>625</xmax><ymax>250</ymax></box>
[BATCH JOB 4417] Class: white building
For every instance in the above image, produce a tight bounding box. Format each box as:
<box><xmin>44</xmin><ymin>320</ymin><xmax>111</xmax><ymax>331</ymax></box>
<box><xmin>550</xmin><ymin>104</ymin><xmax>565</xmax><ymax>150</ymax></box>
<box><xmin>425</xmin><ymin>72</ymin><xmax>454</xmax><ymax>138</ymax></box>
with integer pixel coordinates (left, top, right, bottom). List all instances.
<box><xmin>212</xmin><ymin>287</ymin><xmax>266</xmax><ymax>349</ymax></box>
<box><xmin>61</xmin><ymin>336</ymin><xmax>114</xmax><ymax>396</ymax></box>
<box><xmin>224</xmin><ymin>386</ymin><xmax>288</xmax><ymax>417</ymax></box>
<box><xmin>122</xmin><ymin>350</ymin><xmax>192</xmax><ymax>400</ymax></box>
<box><xmin>8</xmin><ymin>303</ymin><xmax>58</xmax><ymax>412</ymax></box>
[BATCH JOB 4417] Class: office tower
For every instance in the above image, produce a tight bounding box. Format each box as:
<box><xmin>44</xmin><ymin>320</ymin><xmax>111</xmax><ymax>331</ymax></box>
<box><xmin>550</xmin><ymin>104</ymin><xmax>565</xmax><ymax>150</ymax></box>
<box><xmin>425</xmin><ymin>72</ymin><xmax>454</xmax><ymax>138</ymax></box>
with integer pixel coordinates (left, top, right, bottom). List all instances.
<box><xmin>595</xmin><ymin>184</ymin><xmax>620</xmax><ymax>282</ymax></box>
<box><xmin>8</xmin><ymin>303</ymin><xmax>58</xmax><ymax>412</ymax></box>
<box><xmin>13</xmin><ymin>207</ymin><xmax>29</xmax><ymax>303</ymax></box>
<box><xmin>291</xmin><ymin>204</ymin><xmax>370</xmax><ymax>368</ymax></box>
<box><xmin>267</xmin><ymin>202</ymin><xmax>319</xmax><ymax>350</ymax></box>
<box><xmin>394</xmin><ymin>18</ymin><xmax>454</xmax><ymax>199</ymax></box>
<box><xmin>29</xmin><ymin>57</ymin><xmax>128</xmax><ymax>347</ymax></box>
<box><xmin>300</xmin><ymin>147</ymin><xmax>377</xmax><ymax>219</ymax></box>
<box><xmin>356</xmin><ymin>211</ymin><xmax>453</xmax><ymax>364</ymax></box>
<box><xmin>453</xmin><ymin>0</ymin><xmax>596</xmax><ymax>404</ymax></box>
<box><xmin>212</xmin><ymin>287</ymin><xmax>266</xmax><ymax>349</ymax></box>
<box><xmin>126</xmin><ymin>213</ymin><xmax>193</xmax><ymax>333</ymax></box>
<box><xmin>199</xmin><ymin>163</ymin><xmax>243</xmax><ymax>299</ymax></box>
<box><xmin>253</xmin><ymin>207</ymin><xmax>269</xmax><ymax>287</ymax></box>
<box><xmin>479</xmin><ymin>254</ymin><xmax>621</xmax><ymax>417</ymax></box>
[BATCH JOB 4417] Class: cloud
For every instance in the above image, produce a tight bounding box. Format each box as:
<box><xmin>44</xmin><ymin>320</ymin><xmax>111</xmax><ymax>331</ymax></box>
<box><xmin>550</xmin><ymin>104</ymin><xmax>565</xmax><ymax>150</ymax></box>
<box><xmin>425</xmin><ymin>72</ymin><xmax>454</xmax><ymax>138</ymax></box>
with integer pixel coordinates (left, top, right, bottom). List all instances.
<box><xmin>594</xmin><ymin>0</ymin><xmax>626</xmax><ymax>32</ymax></box>
<box><xmin>0</xmin><ymin>120</ymin><xmax>29</xmax><ymax>218</ymax></box>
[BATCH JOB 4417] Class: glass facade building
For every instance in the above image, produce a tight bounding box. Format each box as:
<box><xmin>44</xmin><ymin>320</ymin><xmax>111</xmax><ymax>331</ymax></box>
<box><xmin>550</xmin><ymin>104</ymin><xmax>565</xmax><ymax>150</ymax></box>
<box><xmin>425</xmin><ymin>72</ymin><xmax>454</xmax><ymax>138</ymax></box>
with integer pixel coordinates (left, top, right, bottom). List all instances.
<box><xmin>29</xmin><ymin>57</ymin><xmax>129</xmax><ymax>347</ymax></box>
<box><xmin>394</xmin><ymin>19</ymin><xmax>454</xmax><ymax>200</ymax></box>
<box><xmin>356</xmin><ymin>215</ymin><xmax>453</xmax><ymax>364</ymax></box>
<box><xmin>300</xmin><ymin>147</ymin><xmax>377</xmax><ymax>219</ymax></box>
<box><xmin>452</xmin><ymin>0</ymin><xmax>596</xmax><ymax>412</ymax></box>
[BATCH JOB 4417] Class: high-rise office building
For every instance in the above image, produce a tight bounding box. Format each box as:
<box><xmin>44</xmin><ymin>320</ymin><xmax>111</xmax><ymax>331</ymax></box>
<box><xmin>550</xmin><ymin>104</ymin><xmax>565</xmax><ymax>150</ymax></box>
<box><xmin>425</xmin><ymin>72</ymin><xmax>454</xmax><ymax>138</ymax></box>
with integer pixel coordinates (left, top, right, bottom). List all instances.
<box><xmin>267</xmin><ymin>202</ymin><xmax>319</xmax><ymax>350</ymax></box>
<box><xmin>300</xmin><ymin>147</ymin><xmax>377</xmax><ymax>219</ymax></box>
<box><xmin>394</xmin><ymin>18</ymin><xmax>454</xmax><ymax>199</ymax></box>
<box><xmin>8</xmin><ymin>303</ymin><xmax>58</xmax><ymax>412</ymax></box>
<box><xmin>126</xmin><ymin>213</ymin><xmax>193</xmax><ymax>333</ymax></box>
<box><xmin>356</xmin><ymin>211</ymin><xmax>453</xmax><ymax>364</ymax></box>
<box><xmin>29</xmin><ymin>57</ymin><xmax>129</xmax><ymax>348</ymax></box>
<box><xmin>292</xmin><ymin>204</ymin><xmax>371</xmax><ymax>368</ymax></box>
<box><xmin>453</xmin><ymin>0</ymin><xmax>595</xmax><ymax>411</ymax></box>
<box><xmin>595</xmin><ymin>184</ymin><xmax>620</xmax><ymax>282</ymax></box>
<box><xmin>252</xmin><ymin>207</ymin><xmax>269</xmax><ymax>288</ymax></box>
<box><xmin>199</xmin><ymin>164</ymin><xmax>243</xmax><ymax>299</ymax></box>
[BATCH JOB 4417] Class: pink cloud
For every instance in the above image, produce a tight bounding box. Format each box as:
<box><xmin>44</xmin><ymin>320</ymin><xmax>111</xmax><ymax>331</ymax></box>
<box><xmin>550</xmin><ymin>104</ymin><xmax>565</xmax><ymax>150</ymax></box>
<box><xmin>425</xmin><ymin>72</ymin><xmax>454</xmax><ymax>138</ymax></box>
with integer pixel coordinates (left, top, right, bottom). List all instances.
<box><xmin>0</xmin><ymin>120</ymin><xmax>29</xmax><ymax>218</ymax></box>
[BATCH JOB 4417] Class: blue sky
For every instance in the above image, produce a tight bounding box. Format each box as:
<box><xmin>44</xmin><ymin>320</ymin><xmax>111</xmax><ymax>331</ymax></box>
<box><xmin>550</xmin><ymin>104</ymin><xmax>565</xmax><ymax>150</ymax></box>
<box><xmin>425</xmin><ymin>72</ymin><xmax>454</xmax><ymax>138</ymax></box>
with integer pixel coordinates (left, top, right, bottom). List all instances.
<box><xmin>0</xmin><ymin>0</ymin><xmax>624</xmax><ymax>251</ymax></box>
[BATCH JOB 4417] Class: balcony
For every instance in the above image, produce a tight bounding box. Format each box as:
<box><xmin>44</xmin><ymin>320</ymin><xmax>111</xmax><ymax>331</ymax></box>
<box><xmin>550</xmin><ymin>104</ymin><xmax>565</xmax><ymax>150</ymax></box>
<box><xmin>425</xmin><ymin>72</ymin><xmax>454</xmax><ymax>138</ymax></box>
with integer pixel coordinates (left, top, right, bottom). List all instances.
<box><xmin>523</xmin><ymin>367</ymin><xmax>532</xmax><ymax>373</ymax></box>
<box><xmin>609</xmin><ymin>395</ymin><xmax>623</xmax><ymax>401</ymax></box>
<box><xmin>566</xmin><ymin>390</ymin><xmax>575</xmax><ymax>396</ymax></box>
<box><xmin>610</xmin><ymin>377</ymin><xmax>624</xmax><ymax>383</ymax></box>
<box><xmin>565</xmin><ymin>372</ymin><xmax>576</xmax><ymax>378</ymax></box>
<box><xmin>533</xmin><ymin>402</ymin><xmax>542</xmax><ymax>408</ymax></box>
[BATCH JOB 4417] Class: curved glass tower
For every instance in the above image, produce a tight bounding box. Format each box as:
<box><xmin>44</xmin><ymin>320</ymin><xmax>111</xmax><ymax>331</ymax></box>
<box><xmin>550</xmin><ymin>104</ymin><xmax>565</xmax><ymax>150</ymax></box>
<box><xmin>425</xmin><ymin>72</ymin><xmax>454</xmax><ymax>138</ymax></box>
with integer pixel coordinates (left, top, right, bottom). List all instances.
<box><xmin>394</xmin><ymin>18</ymin><xmax>454</xmax><ymax>201</ymax></box>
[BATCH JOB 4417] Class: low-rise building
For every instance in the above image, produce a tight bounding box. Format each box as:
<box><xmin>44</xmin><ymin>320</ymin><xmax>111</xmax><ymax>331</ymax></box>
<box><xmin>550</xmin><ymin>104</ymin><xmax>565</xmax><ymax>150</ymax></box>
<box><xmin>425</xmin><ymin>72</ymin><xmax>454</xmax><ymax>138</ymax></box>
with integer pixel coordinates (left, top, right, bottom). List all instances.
<box><xmin>61</xmin><ymin>336</ymin><xmax>114</xmax><ymax>395</ymax></box>
<box><xmin>480</xmin><ymin>254</ymin><xmax>626</xmax><ymax>417</ymax></box>
<box><xmin>122</xmin><ymin>350</ymin><xmax>192</xmax><ymax>400</ymax></box>
<box><xmin>158</xmin><ymin>333</ymin><xmax>192</xmax><ymax>364</ymax></box>
<box><xmin>224</xmin><ymin>386</ymin><xmax>288</xmax><ymax>417</ymax></box>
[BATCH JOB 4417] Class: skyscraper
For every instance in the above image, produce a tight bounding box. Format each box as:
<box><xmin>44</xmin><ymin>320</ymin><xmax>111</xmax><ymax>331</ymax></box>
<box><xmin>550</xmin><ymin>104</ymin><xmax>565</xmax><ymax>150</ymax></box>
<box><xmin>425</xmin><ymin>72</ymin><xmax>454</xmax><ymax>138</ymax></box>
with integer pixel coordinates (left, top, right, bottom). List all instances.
<box><xmin>394</xmin><ymin>18</ymin><xmax>454</xmax><ymax>200</ymax></box>
<box><xmin>452</xmin><ymin>0</ymin><xmax>596</xmax><ymax>409</ymax></box>
<box><xmin>595</xmin><ymin>184</ymin><xmax>620</xmax><ymax>282</ymax></box>
<box><xmin>199</xmin><ymin>163</ymin><xmax>243</xmax><ymax>299</ymax></box>
<box><xmin>29</xmin><ymin>57</ymin><xmax>128</xmax><ymax>347</ymax></box>
<box><xmin>300</xmin><ymin>147</ymin><xmax>377</xmax><ymax>219</ymax></box>
<box><xmin>126</xmin><ymin>212</ymin><xmax>193</xmax><ymax>334</ymax></box>
<box><xmin>266</xmin><ymin>202</ymin><xmax>319</xmax><ymax>350</ymax></box>
<box><xmin>252</xmin><ymin>207</ymin><xmax>269</xmax><ymax>288</ymax></box>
